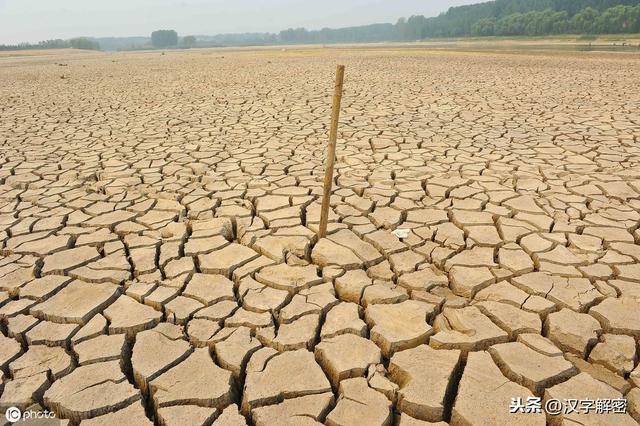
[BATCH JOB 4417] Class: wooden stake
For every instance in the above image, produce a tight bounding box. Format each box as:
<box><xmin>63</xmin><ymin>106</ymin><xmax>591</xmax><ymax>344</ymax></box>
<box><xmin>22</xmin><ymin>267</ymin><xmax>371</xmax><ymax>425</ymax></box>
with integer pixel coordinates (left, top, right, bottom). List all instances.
<box><xmin>318</xmin><ymin>64</ymin><xmax>345</xmax><ymax>239</ymax></box>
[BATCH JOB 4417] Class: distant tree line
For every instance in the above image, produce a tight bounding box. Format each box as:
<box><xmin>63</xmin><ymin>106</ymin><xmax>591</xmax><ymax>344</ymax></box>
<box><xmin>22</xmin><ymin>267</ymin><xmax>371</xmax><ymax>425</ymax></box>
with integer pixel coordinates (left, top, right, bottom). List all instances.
<box><xmin>450</xmin><ymin>5</ymin><xmax>640</xmax><ymax>37</ymax></box>
<box><xmin>0</xmin><ymin>37</ymin><xmax>100</xmax><ymax>51</ymax></box>
<box><xmin>283</xmin><ymin>1</ymin><xmax>640</xmax><ymax>42</ymax></box>
<box><xmin>2</xmin><ymin>0</ymin><xmax>639</xmax><ymax>51</ymax></box>
<box><xmin>258</xmin><ymin>0</ymin><xmax>640</xmax><ymax>44</ymax></box>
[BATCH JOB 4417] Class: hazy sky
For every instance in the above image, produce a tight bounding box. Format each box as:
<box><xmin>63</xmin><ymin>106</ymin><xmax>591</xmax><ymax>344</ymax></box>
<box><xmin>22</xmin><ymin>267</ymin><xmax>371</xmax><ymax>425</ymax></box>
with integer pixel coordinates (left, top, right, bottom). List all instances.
<box><xmin>0</xmin><ymin>0</ymin><xmax>478</xmax><ymax>44</ymax></box>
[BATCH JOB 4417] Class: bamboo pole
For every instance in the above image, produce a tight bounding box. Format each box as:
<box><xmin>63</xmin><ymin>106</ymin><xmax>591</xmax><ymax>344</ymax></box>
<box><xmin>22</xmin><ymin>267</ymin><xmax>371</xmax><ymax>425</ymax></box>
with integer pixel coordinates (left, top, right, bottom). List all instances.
<box><xmin>318</xmin><ymin>64</ymin><xmax>345</xmax><ymax>239</ymax></box>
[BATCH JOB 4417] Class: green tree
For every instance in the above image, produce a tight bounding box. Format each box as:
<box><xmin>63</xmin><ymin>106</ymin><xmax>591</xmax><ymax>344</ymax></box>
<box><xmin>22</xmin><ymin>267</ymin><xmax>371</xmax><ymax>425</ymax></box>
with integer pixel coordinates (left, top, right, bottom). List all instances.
<box><xmin>69</xmin><ymin>38</ymin><xmax>100</xmax><ymax>50</ymax></box>
<box><xmin>571</xmin><ymin>7</ymin><xmax>600</xmax><ymax>32</ymax></box>
<box><xmin>472</xmin><ymin>18</ymin><xmax>497</xmax><ymax>36</ymax></box>
<box><xmin>151</xmin><ymin>30</ymin><xmax>178</xmax><ymax>48</ymax></box>
<box><xmin>182</xmin><ymin>35</ymin><xmax>197</xmax><ymax>48</ymax></box>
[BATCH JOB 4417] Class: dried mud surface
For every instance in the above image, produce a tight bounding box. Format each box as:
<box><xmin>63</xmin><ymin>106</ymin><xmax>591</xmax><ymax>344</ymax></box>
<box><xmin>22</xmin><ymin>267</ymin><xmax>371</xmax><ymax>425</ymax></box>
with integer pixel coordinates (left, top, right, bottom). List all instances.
<box><xmin>1</xmin><ymin>47</ymin><xmax>640</xmax><ymax>425</ymax></box>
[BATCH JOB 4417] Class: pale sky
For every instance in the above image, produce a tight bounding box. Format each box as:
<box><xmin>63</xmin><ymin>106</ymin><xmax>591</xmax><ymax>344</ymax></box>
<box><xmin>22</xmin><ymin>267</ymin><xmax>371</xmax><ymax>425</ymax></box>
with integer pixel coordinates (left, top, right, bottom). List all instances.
<box><xmin>0</xmin><ymin>0</ymin><xmax>478</xmax><ymax>44</ymax></box>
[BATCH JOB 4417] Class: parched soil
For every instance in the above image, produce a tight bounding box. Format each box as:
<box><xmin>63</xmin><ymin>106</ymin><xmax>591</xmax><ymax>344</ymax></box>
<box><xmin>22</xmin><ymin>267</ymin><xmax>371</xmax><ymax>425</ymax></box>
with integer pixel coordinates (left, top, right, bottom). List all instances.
<box><xmin>1</xmin><ymin>47</ymin><xmax>640</xmax><ymax>425</ymax></box>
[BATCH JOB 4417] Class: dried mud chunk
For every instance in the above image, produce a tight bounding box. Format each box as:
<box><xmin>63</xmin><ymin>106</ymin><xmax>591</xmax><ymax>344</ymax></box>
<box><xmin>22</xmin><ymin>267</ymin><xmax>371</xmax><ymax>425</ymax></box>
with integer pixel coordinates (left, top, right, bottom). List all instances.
<box><xmin>543</xmin><ymin>372</ymin><xmax>637</xmax><ymax>425</ymax></box>
<box><xmin>214</xmin><ymin>326</ymin><xmax>261</xmax><ymax>378</ymax></box>
<box><xmin>25</xmin><ymin>320</ymin><xmax>79</xmax><ymax>346</ymax></box>
<box><xmin>334</xmin><ymin>269</ymin><xmax>372</xmax><ymax>304</ymax></box>
<box><xmin>242</xmin><ymin>348</ymin><xmax>331</xmax><ymax>413</ymax></box>
<box><xmin>311</xmin><ymin>239</ymin><xmax>362</xmax><ymax>270</ymax></box>
<box><xmin>397</xmin><ymin>267</ymin><xmax>448</xmax><ymax>292</ymax></box>
<box><xmin>315</xmin><ymin>334</ymin><xmax>382</xmax><ymax>386</ymax></box>
<box><xmin>588</xmin><ymin>334</ymin><xmax>637</xmax><ymax>375</ymax></box>
<box><xmin>430</xmin><ymin>306</ymin><xmax>508</xmax><ymax>353</ymax></box>
<box><xmin>589</xmin><ymin>297</ymin><xmax>640</xmax><ymax>337</ymax></box>
<box><xmin>149</xmin><ymin>348</ymin><xmax>234</xmax><ymax>409</ymax></box>
<box><xmin>9</xmin><ymin>345</ymin><xmax>72</xmax><ymax>379</ymax></box>
<box><xmin>544</xmin><ymin>308</ymin><xmax>601</xmax><ymax>357</ymax></box>
<box><xmin>266</xmin><ymin>313</ymin><xmax>320</xmax><ymax>351</ymax></box>
<box><xmin>80</xmin><ymin>401</ymin><xmax>153</xmax><ymax>426</ymax></box>
<box><xmin>185</xmin><ymin>273</ymin><xmax>236</xmax><ymax>305</ymax></box>
<box><xmin>40</xmin><ymin>246</ymin><xmax>100</xmax><ymax>276</ymax></box>
<box><xmin>0</xmin><ymin>334</ymin><xmax>22</xmax><ymax>370</ymax></box>
<box><xmin>199</xmin><ymin>243</ymin><xmax>260</xmax><ymax>277</ymax></box>
<box><xmin>44</xmin><ymin>360</ymin><xmax>141</xmax><ymax>422</ymax></box>
<box><xmin>0</xmin><ymin>372</ymin><xmax>49</xmax><ymax>410</ymax></box>
<box><xmin>474</xmin><ymin>301</ymin><xmax>541</xmax><ymax>338</ymax></box>
<box><xmin>448</xmin><ymin>266</ymin><xmax>494</xmax><ymax>298</ymax></box>
<box><xmin>326</xmin><ymin>377</ymin><xmax>392</xmax><ymax>426</ymax></box>
<box><xmin>213</xmin><ymin>404</ymin><xmax>248</xmax><ymax>425</ymax></box>
<box><xmin>516</xmin><ymin>333</ymin><xmax>562</xmax><ymax>357</ymax></box>
<box><xmin>103</xmin><ymin>294</ymin><xmax>162</xmax><ymax>335</ymax></box>
<box><xmin>19</xmin><ymin>275</ymin><xmax>72</xmax><ymax>301</ymax></box>
<box><xmin>365</xmin><ymin>300</ymin><xmax>434</xmax><ymax>357</ymax></box>
<box><xmin>251</xmin><ymin>392</ymin><xmax>334</xmax><ymax>426</ymax></box>
<box><xmin>327</xmin><ymin>229</ymin><xmax>383</xmax><ymax>266</ymax></box>
<box><xmin>73</xmin><ymin>334</ymin><xmax>127</xmax><ymax>365</ymax></box>
<box><xmin>156</xmin><ymin>405</ymin><xmax>218</xmax><ymax>426</ymax></box>
<box><xmin>255</xmin><ymin>263</ymin><xmax>322</xmax><ymax>293</ymax></box>
<box><xmin>131</xmin><ymin>323</ymin><xmax>191</xmax><ymax>392</ymax></box>
<box><xmin>488</xmin><ymin>342</ymin><xmax>577</xmax><ymax>395</ymax></box>
<box><xmin>238</xmin><ymin>276</ymin><xmax>289</xmax><ymax>313</ymax></box>
<box><xmin>320</xmin><ymin>302</ymin><xmax>367</xmax><ymax>339</ymax></box>
<box><xmin>451</xmin><ymin>351</ymin><xmax>545</xmax><ymax>426</ymax></box>
<box><xmin>389</xmin><ymin>345</ymin><xmax>461</xmax><ymax>423</ymax></box>
<box><xmin>30</xmin><ymin>280</ymin><xmax>120</xmax><ymax>325</ymax></box>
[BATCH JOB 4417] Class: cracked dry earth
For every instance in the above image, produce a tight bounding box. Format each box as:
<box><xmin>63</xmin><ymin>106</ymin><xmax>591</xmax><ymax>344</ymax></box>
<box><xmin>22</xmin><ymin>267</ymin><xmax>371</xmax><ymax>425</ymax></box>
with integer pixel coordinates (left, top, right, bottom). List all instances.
<box><xmin>1</xmin><ymin>47</ymin><xmax>640</xmax><ymax>426</ymax></box>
